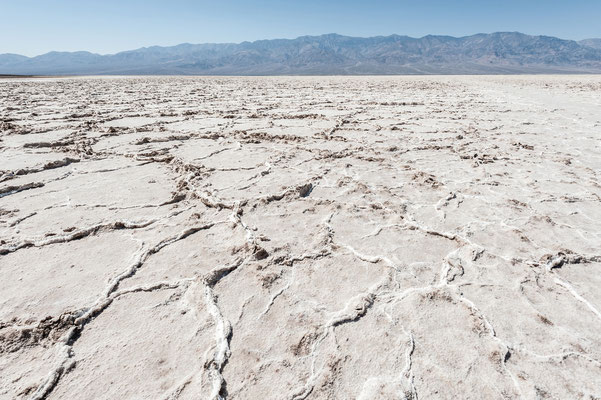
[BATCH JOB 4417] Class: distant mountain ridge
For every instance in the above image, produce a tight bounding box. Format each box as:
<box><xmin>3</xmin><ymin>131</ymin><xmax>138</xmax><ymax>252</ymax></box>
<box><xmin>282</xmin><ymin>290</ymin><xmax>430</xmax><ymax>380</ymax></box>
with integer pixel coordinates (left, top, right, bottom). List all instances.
<box><xmin>2</xmin><ymin>32</ymin><xmax>601</xmax><ymax>75</ymax></box>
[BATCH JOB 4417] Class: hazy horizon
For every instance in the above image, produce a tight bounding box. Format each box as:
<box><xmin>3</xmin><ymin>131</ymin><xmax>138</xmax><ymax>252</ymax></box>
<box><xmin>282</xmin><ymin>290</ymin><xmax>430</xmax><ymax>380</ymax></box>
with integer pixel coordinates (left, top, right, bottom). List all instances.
<box><xmin>2</xmin><ymin>0</ymin><xmax>601</xmax><ymax>57</ymax></box>
<box><xmin>5</xmin><ymin>31</ymin><xmax>600</xmax><ymax>59</ymax></box>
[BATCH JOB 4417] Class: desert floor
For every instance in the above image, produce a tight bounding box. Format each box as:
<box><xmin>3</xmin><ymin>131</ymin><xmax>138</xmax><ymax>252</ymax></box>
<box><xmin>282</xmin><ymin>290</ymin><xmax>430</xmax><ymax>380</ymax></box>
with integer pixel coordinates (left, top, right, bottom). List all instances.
<box><xmin>1</xmin><ymin>75</ymin><xmax>601</xmax><ymax>399</ymax></box>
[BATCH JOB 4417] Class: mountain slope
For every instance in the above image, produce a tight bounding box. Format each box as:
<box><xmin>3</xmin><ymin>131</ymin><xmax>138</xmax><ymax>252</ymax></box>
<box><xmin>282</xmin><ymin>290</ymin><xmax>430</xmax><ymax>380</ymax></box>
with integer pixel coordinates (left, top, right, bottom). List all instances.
<box><xmin>580</xmin><ymin>38</ymin><xmax>601</xmax><ymax>50</ymax></box>
<box><xmin>2</xmin><ymin>32</ymin><xmax>601</xmax><ymax>75</ymax></box>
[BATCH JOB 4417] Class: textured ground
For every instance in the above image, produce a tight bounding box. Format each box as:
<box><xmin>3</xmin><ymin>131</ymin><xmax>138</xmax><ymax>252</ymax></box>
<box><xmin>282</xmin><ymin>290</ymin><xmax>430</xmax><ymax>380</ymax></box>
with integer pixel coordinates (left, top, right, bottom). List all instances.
<box><xmin>1</xmin><ymin>75</ymin><xmax>601</xmax><ymax>400</ymax></box>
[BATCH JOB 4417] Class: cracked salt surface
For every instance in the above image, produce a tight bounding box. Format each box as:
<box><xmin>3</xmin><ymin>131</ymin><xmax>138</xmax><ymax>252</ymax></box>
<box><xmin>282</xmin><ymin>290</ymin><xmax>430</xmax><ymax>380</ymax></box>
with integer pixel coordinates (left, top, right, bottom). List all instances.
<box><xmin>1</xmin><ymin>75</ymin><xmax>601</xmax><ymax>399</ymax></box>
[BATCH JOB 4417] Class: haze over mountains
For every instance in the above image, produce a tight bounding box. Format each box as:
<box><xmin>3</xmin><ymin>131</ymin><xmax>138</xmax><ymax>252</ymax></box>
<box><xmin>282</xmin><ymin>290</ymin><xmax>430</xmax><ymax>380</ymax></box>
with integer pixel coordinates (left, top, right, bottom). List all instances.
<box><xmin>2</xmin><ymin>32</ymin><xmax>601</xmax><ymax>75</ymax></box>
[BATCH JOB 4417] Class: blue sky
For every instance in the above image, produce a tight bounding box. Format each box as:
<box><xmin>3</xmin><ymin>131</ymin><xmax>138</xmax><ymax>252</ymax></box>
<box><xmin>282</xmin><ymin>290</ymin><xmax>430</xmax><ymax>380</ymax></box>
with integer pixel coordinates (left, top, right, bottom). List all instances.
<box><xmin>2</xmin><ymin>0</ymin><xmax>601</xmax><ymax>56</ymax></box>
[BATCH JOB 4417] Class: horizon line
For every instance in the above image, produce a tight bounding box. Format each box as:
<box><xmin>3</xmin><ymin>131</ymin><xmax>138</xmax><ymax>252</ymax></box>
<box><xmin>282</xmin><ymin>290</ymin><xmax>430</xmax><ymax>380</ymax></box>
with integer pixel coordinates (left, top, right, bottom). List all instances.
<box><xmin>3</xmin><ymin>31</ymin><xmax>600</xmax><ymax>59</ymax></box>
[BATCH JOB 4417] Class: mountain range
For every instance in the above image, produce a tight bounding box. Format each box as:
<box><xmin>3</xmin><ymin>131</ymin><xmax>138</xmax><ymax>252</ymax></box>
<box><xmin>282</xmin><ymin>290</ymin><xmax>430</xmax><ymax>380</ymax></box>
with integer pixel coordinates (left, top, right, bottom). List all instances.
<box><xmin>2</xmin><ymin>32</ymin><xmax>601</xmax><ymax>75</ymax></box>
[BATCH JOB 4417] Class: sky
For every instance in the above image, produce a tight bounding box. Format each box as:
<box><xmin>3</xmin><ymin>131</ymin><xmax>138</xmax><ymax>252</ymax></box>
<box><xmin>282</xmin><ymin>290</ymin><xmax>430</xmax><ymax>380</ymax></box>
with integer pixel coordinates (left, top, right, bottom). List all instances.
<box><xmin>2</xmin><ymin>0</ymin><xmax>601</xmax><ymax>57</ymax></box>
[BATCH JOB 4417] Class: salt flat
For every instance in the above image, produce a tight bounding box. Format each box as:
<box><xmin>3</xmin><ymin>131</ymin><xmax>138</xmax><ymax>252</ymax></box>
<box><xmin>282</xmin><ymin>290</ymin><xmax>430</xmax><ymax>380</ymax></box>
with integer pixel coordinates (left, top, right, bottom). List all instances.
<box><xmin>1</xmin><ymin>75</ymin><xmax>601</xmax><ymax>399</ymax></box>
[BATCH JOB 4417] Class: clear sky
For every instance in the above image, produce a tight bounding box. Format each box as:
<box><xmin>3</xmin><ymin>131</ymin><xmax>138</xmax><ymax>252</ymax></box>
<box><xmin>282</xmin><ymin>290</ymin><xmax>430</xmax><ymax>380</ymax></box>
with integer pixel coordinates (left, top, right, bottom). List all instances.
<box><xmin>2</xmin><ymin>0</ymin><xmax>601</xmax><ymax>56</ymax></box>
